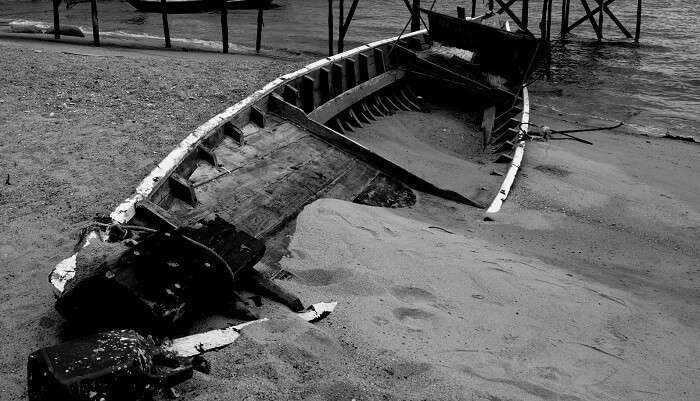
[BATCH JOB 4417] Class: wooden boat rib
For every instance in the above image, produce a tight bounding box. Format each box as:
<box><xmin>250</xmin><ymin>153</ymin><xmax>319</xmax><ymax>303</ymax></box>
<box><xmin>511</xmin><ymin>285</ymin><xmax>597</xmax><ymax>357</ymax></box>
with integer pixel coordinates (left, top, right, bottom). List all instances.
<box><xmin>51</xmin><ymin>17</ymin><xmax>537</xmax><ymax>295</ymax></box>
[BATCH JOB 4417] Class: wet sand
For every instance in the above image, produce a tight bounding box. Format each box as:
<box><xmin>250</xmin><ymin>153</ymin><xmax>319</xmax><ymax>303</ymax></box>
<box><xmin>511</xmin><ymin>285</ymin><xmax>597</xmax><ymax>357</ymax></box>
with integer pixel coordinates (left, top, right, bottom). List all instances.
<box><xmin>1</xmin><ymin>35</ymin><xmax>699</xmax><ymax>400</ymax></box>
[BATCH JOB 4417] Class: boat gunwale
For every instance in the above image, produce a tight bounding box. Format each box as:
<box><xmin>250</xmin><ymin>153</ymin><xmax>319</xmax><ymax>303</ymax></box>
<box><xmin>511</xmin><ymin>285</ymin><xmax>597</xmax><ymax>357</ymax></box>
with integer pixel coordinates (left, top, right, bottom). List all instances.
<box><xmin>485</xmin><ymin>86</ymin><xmax>528</xmax><ymax>215</ymax></box>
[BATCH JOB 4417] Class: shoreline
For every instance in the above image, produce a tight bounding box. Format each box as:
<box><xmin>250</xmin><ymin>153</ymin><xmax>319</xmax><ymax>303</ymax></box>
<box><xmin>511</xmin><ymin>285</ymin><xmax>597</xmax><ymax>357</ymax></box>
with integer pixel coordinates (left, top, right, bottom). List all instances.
<box><xmin>0</xmin><ymin>36</ymin><xmax>698</xmax><ymax>400</ymax></box>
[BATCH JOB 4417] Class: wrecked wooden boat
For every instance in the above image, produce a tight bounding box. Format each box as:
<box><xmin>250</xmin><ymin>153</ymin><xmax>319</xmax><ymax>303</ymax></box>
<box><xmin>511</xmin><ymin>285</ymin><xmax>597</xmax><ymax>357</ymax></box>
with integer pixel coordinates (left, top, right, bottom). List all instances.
<box><xmin>49</xmin><ymin>11</ymin><xmax>539</xmax><ymax>330</ymax></box>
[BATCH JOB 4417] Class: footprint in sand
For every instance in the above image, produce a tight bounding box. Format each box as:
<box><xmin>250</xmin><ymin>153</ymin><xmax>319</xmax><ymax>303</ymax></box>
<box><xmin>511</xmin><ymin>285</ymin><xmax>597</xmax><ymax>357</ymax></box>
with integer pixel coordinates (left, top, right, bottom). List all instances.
<box><xmin>291</xmin><ymin>268</ymin><xmax>352</xmax><ymax>286</ymax></box>
<box><xmin>393</xmin><ymin>307</ymin><xmax>434</xmax><ymax>321</ymax></box>
<box><xmin>390</xmin><ymin>285</ymin><xmax>437</xmax><ymax>304</ymax></box>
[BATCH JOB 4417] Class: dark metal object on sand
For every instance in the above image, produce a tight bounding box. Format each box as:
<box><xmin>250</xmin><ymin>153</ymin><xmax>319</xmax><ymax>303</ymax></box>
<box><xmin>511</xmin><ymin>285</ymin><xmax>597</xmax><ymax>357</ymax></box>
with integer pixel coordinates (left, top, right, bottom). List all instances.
<box><xmin>27</xmin><ymin>330</ymin><xmax>193</xmax><ymax>401</ymax></box>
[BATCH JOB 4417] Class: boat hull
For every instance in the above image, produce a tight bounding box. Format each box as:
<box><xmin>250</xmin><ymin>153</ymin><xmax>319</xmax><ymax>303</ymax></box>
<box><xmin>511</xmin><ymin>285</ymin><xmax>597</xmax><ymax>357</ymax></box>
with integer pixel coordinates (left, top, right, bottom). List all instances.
<box><xmin>50</xmin><ymin>25</ymin><xmax>534</xmax><ymax>297</ymax></box>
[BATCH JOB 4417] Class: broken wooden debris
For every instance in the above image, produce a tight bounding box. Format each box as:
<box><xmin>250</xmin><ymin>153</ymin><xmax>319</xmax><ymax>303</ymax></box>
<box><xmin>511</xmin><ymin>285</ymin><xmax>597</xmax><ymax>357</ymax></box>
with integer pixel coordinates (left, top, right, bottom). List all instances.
<box><xmin>165</xmin><ymin>318</ymin><xmax>268</xmax><ymax>357</ymax></box>
<box><xmin>165</xmin><ymin>301</ymin><xmax>336</xmax><ymax>358</ymax></box>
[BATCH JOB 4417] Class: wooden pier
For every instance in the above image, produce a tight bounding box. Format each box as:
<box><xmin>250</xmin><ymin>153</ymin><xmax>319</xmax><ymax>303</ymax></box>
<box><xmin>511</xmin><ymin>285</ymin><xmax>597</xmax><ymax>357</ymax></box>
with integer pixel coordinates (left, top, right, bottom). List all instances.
<box><xmin>49</xmin><ymin>0</ymin><xmax>267</xmax><ymax>53</ymax></box>
<box><xmin>326</xmin><ymin>0</ymin><xmax>644</xmax><ymax>56</ymax></box>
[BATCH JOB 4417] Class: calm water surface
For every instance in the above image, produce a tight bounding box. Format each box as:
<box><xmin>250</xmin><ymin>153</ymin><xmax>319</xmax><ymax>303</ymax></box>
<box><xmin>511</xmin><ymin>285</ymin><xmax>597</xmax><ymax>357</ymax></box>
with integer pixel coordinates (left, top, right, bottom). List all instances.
<box><xmin>1</xmin><ymin>0</ymin><xmax>698</xmax><ymax>140</ymax></box>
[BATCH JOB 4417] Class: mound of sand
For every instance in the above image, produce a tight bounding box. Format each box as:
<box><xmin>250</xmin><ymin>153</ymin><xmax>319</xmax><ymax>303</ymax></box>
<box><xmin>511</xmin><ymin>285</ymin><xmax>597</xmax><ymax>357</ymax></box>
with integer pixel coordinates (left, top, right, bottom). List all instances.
<box><xmin>178</xmin><ymin>198</ymin><xmax>694</xmax><ymax>400</ymax></box>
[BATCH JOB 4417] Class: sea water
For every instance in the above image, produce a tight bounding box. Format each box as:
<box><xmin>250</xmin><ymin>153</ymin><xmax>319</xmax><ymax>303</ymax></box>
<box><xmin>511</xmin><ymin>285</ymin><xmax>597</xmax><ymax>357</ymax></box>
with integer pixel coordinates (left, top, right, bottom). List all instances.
<box><xmin>1</xmin><ymin>0</ymin><xmax>697</xmax><ymax>140</ymax></box>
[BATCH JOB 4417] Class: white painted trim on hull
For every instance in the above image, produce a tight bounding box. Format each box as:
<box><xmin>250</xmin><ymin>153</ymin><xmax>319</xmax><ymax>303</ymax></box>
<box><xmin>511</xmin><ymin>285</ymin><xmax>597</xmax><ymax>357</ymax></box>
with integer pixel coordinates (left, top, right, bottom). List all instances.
<box><xmin>484</xmin><ymin>87</ymin><xmax>529</xmax><ymax>215</ymax></box>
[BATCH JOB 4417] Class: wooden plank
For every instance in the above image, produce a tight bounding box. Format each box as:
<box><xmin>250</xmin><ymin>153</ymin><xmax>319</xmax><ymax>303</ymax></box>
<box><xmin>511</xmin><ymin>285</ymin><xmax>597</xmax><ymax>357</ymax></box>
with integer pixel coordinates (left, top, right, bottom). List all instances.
<box><xmin>320</xmin><ymin>68</ymin><xmax>332</xmax><ymax>102</ymax></box>
<box><xmin>345</xmin><ymin>58</ymin><xmax>357</xmax><ymax>89</ymax></box>
<box><xmin>374</xmin><ymin>48</ymin><xmax>386</xmax><ymax>74</ymax></box>
<box><xmin>169</xmin><ymin>173</ymin><xmax>198</xmax><ymax>206</ymax></box>
<box><xmin>250</xmin><ymin>106</ymin><xmax>265</xmax><ymax>128</ymax></box>
<box><xmin>135</xmin><ymin>200</ymin><xmax>182</xmax><ymax>230</ymax></box>
<box><xmin>358</xmin><ymin>53</ymin><xmax>370</xmax><ymax>83</ymax></box>
<box><xmin>282</xmin><ymin>84</ymin><xmax>299</xmax><ymax>107</ymax></box>
<box><xmin>307</xmin><ymin>70</ymin><xmax>405</xmax><ymax>123</ymax></box>
<box><xmin>269</xmin><ymin>93</ymin><xmax>483</xmax><ymax>208</ymax></box>
<box><xmin>331</xmin><ymin>62</ymin><xmax>344</xmax><ymax>96</ymax></box>
<box><xmin>222</xmin><ymin>121</ymin><xmax>244</xmax><ymax>144</ymax></box>
<box><xmin>301</xmin><ymin>76</ymin><xmax>316</xmax><ymax>113</ymax></box>
<box><xmin>197</xmin><ymin>144</ymin><xmax>218</xmax><ymax>166</ymax></box>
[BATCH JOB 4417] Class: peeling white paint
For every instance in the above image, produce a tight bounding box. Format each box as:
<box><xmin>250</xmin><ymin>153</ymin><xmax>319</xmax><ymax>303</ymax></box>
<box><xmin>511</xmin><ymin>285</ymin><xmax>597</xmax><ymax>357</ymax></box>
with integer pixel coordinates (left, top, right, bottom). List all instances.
<box><xmin>165</xmin><ymin>301</ymin><xmax>338</xmax><ymax>357</ymax></box>
<box><xmin>297</xmin><ymin>301</ymin><xmax>338</xmax><ymax>322</ymax></box>
<box><xmin>485</xmin><ymin>87</ymin><xmax>529</xmax><ymax>215</ymax></box>
<box><xmin>166</xmin><ymin>318</ymin><xmax>268</xmax><ymax>357</ymax></box>
<box><xmin>49</xmin><ymin>231</ymin><xmax>103</xmax><ymax>295</ymax></box>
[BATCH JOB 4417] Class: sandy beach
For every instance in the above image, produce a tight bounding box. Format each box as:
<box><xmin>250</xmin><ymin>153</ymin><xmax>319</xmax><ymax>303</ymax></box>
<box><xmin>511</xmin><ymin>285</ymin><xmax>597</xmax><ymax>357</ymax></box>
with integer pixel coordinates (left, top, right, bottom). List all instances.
<box><xmin>1</xmin><ymin>29</ymin><xmax>699</xmax><ymax>401</ymax></box>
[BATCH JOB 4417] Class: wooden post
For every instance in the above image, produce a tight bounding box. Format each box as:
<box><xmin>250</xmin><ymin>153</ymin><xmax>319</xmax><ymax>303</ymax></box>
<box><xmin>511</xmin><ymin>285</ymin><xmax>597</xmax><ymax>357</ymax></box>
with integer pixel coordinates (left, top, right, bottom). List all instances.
<box><xmin>561</xmin><ymin>0</ymin><xmax>570</xmax><ymax>38</ymax></box>
<box><xmin>256</xmin><ymin>5</ymin><xmax>263</xmax><ymax>53</ymax></box>
<box><xmin>579</xmin><ymin>0</ymin><xmax>602</xmax><ymax>40</ymax></box>
<box><xmin>634</xmin><ymin>0</ymin><xmax>641</xmax><ymax>42</ymax></box>
<box><xmin>411</xmin><ymin>0</ymin><xmax>420</xmax><ymax>32</ymax></box>
<box><xmin>338</xmin><ymin>0</ymin><xmax>344</xmax><ymax>53</ymax></box>
<box><xmin>539</xmin><ymin>0</ymin><xmax>547</xmax><ymax>39</ymax></box>
<box><xmin>52</xmin><ymin>0</ymin><xmax>60</xmax><ymax>39</ymax></box>
<box><xmin>90</xmin><ymin>0</ymin><xmax>100</xmax><ymax>46</ymax></box>
<box><xmin>160</xmin><ymin>0</ymin><xmax>171</xmax><ymax>48</ymax></box>
<box><xmin>522</xmin><ymin>0</ymin><xmax>528</xmax><ymax>29</ymax></box>
<box><xmin>547</xmin><ymin>0</ymin><xmax>553</xmax><ymax>41</ymax></box>
<box><xmin>328</xmin><ymin>0</ymin><xmax>333</xmax><ymax>56</ymax></box>
<box><xmin>471</xmin><ymin>0</ymin><xmax>476</xmax><ymax>17</ymax></box>
<box><xmin>597</xmin><ymin>0</ymin><xmax>604</xmax><ymax>41</ymax></box>
<box><xmin>457</xmin><ymin>6</ymin><xmax>465</xmax><ymax>19</ymax></box>
<box><xmin>221</xmin><ymin>0</ymin><xmax>228</xmax><ymax>53</ymax></box>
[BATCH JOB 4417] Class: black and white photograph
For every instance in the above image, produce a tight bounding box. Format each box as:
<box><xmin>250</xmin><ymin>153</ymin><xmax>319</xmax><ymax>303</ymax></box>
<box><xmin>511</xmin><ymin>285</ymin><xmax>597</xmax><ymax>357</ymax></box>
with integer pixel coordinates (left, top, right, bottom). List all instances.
<box><xmin>0</xmin><ymin>0</ymin><xmax>698</xmax><ymax>399</ymax></box>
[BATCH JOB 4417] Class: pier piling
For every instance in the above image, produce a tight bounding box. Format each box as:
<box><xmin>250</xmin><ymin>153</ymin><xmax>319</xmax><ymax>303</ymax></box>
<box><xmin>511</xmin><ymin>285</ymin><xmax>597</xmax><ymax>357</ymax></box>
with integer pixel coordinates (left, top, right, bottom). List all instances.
<box><xmin>160</xmin><ymin>0</ymin><xmax>171</xmax><ymax>48</ymax></box>
<box><xmin>52</xmin><ymin>0</ymin><xmax>60</xmax><ymax>39</ymax></box>
<box><xmin>221</xmin><ymin>0</ymin><xmax>228</xmax><ymax>53</ymax></box>
<box><xmin>90</xmin><ymin>0</ymin><xmax>99</xmax><ymax>46</ymax></box>
<box><xmin>256</xmin><ymin>5</ymin><xmax>263</xmax><ymax>53</ymax></box>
